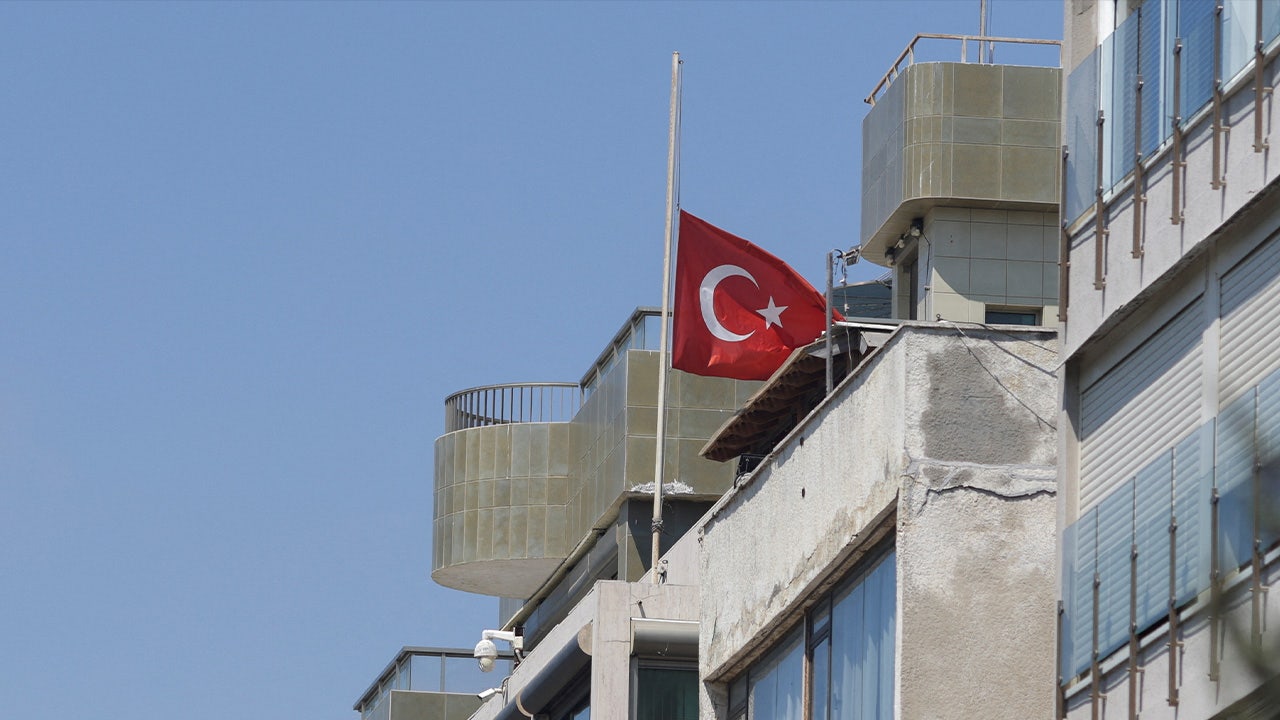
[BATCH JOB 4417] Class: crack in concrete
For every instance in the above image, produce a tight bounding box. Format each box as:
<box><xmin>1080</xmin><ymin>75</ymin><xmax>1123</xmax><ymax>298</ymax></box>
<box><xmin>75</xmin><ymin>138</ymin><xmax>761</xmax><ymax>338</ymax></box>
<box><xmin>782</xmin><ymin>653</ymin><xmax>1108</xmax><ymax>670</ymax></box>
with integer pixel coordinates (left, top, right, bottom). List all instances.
<box><xmin>903</xmin><ymin>454</ymin><xmax>1056</xmax><ymax>514</ymax></box>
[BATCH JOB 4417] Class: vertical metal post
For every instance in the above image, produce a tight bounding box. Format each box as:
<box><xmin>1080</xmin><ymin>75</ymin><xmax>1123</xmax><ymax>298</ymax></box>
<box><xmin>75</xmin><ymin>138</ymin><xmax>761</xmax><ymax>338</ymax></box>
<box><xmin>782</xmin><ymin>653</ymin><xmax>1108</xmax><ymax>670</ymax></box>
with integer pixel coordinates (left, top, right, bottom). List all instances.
<box><xmin>1091</xmin><ymin>568</ymin><xmax>1103</xmax><ymax>720</ymax></box>
<box><xmin>1094</xmin><ymin>110</ymin><xmax>1108</xmax><ymax>289</ymax></box>
<box><xmin>1060</xmin><ymin>146</ymin><xmax>1071</xmax><ymax>322</ymax></box>
<box><xmin>1209</xmin><ymin>487</ymin><xmax>1222</xmax><ymax>681</ymax></box>
<box><xmin>1133</xmin><ymin>73</ymin><xmax>1146</xmax><ymax>259</ymax></box>
<box><xmin>1168</xmin><ymin>510</ymin><xmax>1181</xmax><ymax>706</ymax></box>
<box><xmin>1171</xmin><ymin>39</ymin><xmax>1185</xmax><ymax>224</ymax></box>
<box><xmin>1213</xmin><ymin>3</ymin><xmax>1227</xmax><ymax>188</ymax></box>
<box><xmin>825</xmin><ymin>250</ymin><xmax>834</xmax><ymax>395</ymax></box>
<box><xmin>1056</xmin><ymin>600</ymin><xmax>1066</xmax><ymax>719</ymax></box>
<box><xmin>1129</xmin><ymin>536</ymin><xmax>1140</xmax><ymax>720</ymax></box>
<box><xmin>651</xmin><ymin>51</ymin><xmax>681</xmax><ymax>585</ymax></box>
<box><xmin>1254</xmin><ymin>0</ymin><xmax>1271</xmax><ymax>152</ymax></box>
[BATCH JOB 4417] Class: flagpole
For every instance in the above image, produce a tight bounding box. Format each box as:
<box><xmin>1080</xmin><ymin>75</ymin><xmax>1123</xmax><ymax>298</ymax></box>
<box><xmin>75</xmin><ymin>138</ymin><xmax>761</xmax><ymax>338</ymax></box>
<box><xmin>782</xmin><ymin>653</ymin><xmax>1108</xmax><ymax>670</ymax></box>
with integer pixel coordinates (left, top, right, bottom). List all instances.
<box><xmin>652</xmin><ymin>50</ymin><xmax>681</xmax><ymax>585</ymax></box>
<box><xmin>825</xmin><ymin>250</ymin><xmax>834</xmax><ymax>394</ymax></box>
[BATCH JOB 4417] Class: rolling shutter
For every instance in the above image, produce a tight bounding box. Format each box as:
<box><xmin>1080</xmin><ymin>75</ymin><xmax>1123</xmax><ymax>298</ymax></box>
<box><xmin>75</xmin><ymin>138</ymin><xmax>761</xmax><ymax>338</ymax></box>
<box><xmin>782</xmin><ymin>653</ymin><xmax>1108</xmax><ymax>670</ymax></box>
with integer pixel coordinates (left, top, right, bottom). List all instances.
<box><xmin>1220</xmin><ymin>231</ymin><xmax>1280</xmax><ymax>404</ymax></box>
<box><xmin>1079</xmin><ymin>299</ymin><xmax>1205</xmax><ymax>511</ymax></box>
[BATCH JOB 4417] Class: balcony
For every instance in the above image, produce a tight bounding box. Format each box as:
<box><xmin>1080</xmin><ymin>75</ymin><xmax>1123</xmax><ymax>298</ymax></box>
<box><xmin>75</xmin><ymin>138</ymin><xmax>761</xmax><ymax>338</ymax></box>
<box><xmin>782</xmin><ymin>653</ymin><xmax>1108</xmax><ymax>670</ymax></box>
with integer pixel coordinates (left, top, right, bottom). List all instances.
<box><xmin>860</xmin><ymin>34</ymin><xmax>1062</xmax><ymax>265</ymax></box>
<box><xmin>432</xmin><ymin>309</ymin><xmax>757</xmax><ymax>599</ymax></box>
<box><xmin>434</xmin><ymin>383</ymin><xmax>577</xmax><ymax>598</ymax></box>
<box><xmin>353</xmin><ymin>647</ymin><xmax>514</xmax><ymax>720</ymax></box>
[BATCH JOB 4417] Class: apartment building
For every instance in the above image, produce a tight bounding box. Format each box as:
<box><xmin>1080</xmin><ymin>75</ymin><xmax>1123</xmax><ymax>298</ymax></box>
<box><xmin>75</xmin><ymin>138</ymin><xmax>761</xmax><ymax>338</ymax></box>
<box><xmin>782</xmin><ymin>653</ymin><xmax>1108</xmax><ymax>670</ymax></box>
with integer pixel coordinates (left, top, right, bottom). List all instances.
<box><xmin>1057</xmin><ymin>1</ymin><xmax>1280</xmax><ymax>717</ymax></box>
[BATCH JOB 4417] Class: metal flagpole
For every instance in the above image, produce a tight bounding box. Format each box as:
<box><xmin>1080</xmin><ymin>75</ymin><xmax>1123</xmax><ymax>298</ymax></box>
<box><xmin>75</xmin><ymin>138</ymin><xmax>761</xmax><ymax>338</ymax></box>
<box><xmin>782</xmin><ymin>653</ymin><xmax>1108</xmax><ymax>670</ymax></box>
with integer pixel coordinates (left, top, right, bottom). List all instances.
<box><xmin>652</xmin><ymin>51</ymin><xmax>681</xmax><ymax>585</ymax></box>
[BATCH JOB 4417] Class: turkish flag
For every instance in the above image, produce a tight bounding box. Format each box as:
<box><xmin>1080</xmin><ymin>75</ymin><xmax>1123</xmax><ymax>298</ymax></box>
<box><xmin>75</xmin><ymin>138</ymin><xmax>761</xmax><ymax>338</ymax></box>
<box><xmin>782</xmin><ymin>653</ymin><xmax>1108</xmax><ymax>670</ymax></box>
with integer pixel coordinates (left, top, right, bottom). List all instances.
<box><xmin>672</xmin><ymin>211</ymin><xmax>839</xmax><ymax>380</ymax></box>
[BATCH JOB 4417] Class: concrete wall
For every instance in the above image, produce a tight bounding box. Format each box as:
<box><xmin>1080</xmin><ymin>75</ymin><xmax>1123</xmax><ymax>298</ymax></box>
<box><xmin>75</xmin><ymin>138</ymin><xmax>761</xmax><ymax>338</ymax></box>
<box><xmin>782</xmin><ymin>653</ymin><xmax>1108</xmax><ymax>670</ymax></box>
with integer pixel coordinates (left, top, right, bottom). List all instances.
<box><xmin>899</xmin><ymin>326</ymin><xmax>1060</xmax><ymax>720</ymax></box>
<box><xmin>698</xmin><ymin>323</ymin><xmax>908</xmax><ymax>682</ymax></box>
<box><xmin>697</xmin><ymin>325</ymin><xmax>1059</xmax><ymax>719</ymax></box>
<box><xmin>469</xmin><ymin>581</ymin><xmax>700</xmax><ymax>720</ymax></box>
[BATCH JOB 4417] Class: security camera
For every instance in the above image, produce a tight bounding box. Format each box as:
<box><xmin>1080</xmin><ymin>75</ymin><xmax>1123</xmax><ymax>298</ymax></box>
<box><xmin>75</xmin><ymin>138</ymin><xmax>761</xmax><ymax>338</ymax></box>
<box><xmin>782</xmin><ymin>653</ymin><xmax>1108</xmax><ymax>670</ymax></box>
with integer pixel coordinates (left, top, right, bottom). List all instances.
<box><xmin>477</xmin><ymin>687</ymin><xmax>500</xmax><ymax>700</ymax></box>
<box><xmin>474</xmin><ymin>638</ymin><xmax>498</xmax><ymax>672</ymax></box>
<box><xmin>474</xmin><ymin>629</ymin><xmax>523</xmax><ymax>672</ymax></box>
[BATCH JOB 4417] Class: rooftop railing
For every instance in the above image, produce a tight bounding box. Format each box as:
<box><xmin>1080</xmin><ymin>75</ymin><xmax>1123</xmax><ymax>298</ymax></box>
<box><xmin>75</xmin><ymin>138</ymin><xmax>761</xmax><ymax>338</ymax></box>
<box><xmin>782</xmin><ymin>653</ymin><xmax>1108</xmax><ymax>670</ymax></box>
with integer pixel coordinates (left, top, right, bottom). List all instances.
<box><xmin>864</xmin><ymin>33</ymin><xmax>1063</xmax><ymax>106</ymax></box>
<box><xmin>444</xmin><ymin>382</ymin><xmax>581</xmax><ymax>433</ymax></box>
<box><xmin>354</xmin><ymin>647</ymin><xmax>515</xmax><ymax>719</ymax></box>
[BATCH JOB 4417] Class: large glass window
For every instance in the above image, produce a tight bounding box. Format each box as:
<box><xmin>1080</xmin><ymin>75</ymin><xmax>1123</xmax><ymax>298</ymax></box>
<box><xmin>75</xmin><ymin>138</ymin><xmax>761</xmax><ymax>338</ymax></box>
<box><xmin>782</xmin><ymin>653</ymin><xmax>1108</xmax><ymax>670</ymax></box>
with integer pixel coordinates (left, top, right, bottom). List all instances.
<box><xmin>636</xmin><ymin>666</ymin><xmax>697</xmax><ymax>720</ymax></box>
<box><xmin>730</xmin><ymin>546</ymin><xmax>896</xmax><ymax>720</ymax></box>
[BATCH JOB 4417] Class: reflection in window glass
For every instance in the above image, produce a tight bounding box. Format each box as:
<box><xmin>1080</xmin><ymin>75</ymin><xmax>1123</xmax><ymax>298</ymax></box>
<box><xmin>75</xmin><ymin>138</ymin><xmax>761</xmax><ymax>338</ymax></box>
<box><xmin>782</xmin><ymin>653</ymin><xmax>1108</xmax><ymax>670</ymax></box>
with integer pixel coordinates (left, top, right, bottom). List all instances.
<box><xmin>831</xmin><ymin>550</ymin><xmax>895</xmax><ymax>720</ymax></box>
<box><xmin>730</xmin><ymin>546</ymin><xmax>895</xmax><ymax>720</ymax></box>
<box><xmin>637</xmin><ymin>667</ymin><xmax>697</xmax><ymax>720</ymax></box>
<box><xmin>985</xmin><ymin>310</ymin><xmax>1039</xmax><ymax>326</ymax></box>
<box><xmin>409</xmin><ymin>654</ymin><xmax>442</xmax><ymax>692</ymax></box>
<box><xmin>811</xmin><ymin>636</ymin><xmax>830</xmax><ymax>720</ymax></box>
<box><xmin>748</xmin><ymin>630</ymin><xmax>803</xmax><ymax>720</ymax></box>
<box><xmin>643</xmin><ymin>313</ymin><xmax>664</xmax><ymax>351</ymax></box>
<box><xmin>444</xmin><ymin>654</ymin><xmax>510</xmax><ymax>694</ymax></box>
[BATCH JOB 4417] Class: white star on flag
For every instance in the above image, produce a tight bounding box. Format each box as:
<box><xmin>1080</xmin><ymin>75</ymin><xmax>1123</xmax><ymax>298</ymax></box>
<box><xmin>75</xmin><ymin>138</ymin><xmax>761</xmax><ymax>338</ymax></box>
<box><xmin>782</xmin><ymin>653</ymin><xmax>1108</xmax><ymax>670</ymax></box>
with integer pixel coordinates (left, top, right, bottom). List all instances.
<box><xmin>756</xmin><ymin>297</ymin><xmax>787</xmax><ymax>329</ymax></box>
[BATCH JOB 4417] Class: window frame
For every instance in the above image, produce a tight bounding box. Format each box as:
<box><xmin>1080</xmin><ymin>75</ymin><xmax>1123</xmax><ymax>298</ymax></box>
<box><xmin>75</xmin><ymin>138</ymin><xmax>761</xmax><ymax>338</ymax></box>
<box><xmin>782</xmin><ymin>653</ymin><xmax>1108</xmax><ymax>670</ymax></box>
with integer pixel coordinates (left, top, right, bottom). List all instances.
<box><xmin>728</xmin><ymin>541</ymin><xmax>896</xmax><ymax>720</ymax></box>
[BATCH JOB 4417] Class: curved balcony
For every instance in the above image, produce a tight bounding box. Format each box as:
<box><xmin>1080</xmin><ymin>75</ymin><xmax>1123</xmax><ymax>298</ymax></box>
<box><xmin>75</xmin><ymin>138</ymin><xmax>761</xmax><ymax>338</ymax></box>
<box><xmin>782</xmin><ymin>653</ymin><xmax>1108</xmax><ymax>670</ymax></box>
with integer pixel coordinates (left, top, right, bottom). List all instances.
<box><xmin>444</xmin><ymin>382</ymin><xmax>581</xmax><ymax>432</ymax></box>
<box><xmin>434</xmin><ymin>383</ymin><xmax>578</xmax><ymax>598</ymax></box>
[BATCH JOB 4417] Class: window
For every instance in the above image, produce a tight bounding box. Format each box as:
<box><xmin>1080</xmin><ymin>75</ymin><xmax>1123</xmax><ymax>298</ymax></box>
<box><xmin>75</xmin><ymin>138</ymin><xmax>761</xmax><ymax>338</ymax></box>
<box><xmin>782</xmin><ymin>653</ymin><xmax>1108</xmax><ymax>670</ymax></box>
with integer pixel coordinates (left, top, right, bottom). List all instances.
<box><xmin>984</xmin><ymin>308</ymin><xmax>1040</xmax><ymax>326</ymax></box>
<box><xmin>730</xmin><ymin>546</ymin><xmax>896</xmax><ymax>720</ymax></box>
<box><xmin>636</xmin><ymin>666</ymin><xmax>698</xmax><ymax>720</ymax></box>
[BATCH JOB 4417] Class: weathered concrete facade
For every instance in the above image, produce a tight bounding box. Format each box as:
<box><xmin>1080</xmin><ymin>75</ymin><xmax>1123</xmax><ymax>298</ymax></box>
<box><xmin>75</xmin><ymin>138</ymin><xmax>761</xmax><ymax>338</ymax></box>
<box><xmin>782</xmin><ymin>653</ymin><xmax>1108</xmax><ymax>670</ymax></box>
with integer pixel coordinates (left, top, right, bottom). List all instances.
<box><xmin>698</xmin><ymin>325</ymin><xmax>1059</xmax><ymax>719</ymax></box>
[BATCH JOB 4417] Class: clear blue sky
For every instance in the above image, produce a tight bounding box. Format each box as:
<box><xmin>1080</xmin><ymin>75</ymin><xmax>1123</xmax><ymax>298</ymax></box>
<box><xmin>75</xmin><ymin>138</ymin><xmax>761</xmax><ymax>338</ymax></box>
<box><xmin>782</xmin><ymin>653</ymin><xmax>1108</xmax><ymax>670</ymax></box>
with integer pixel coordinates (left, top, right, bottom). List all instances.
<box><xmin>0</xmin><ymin>2</ymin><xmax>1059</xmax><ymax>718</ymax></box>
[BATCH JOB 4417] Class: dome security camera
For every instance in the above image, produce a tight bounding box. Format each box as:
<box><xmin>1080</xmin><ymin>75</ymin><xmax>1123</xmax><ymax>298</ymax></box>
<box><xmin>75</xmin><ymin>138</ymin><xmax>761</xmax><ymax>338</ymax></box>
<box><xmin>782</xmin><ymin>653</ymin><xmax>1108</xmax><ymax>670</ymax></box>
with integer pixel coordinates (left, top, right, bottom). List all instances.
<box><xmin>474</xmin><ymin>629</ymin><xmax>522</xmax><ymax>672</ymax></box>
<box><xmin>474</xmin><ymin>638</ymin><xmax>498</xmax><ymax>673</ymax></box>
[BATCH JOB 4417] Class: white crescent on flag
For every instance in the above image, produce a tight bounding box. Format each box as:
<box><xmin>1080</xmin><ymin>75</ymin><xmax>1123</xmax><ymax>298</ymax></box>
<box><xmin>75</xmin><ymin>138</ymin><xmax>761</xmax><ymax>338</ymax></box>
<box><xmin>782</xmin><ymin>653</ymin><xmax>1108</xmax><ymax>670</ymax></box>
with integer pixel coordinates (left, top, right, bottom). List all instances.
<box><xmin>699</xmin><ymin>264</ymin><xmax>758</xmax><ymax>342</ymax></box>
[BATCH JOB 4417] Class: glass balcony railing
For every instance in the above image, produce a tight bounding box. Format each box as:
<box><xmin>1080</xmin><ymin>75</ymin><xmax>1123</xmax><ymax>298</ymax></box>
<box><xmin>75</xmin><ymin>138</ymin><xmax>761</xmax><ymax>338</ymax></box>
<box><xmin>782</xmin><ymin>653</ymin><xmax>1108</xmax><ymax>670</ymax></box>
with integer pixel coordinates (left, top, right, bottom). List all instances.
<box><xmin>1064</xmin><ymin>0</ymin><xmax>1280</xmax><ymax>225</ymax></box>
<box><xmin>354</xmin><ymin>647</ymin><xmax>516</xmax><ymax>720</ymax></box>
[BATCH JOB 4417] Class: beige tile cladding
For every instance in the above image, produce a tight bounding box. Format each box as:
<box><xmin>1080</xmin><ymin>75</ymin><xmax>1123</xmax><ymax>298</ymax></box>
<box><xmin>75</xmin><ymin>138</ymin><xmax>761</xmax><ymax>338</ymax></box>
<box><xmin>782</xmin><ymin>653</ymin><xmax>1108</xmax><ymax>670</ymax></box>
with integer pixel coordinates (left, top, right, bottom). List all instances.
<box><xmin>862</xmin><ymin>61</ymin><xmax>1061</xmax><ymax>249</ymax></box>
<box><xmin>432</xmin><ymin>349</ymin><xmax>758</xmax><ymax>591</ymax></box>
<box><xmin>923</xmin><ymin>208</ymin><xmax>1059</xmax><ymax>323</ymax></box>
<box><xmin>433</xmin><ymin>422</ymin><xmax>571</xmax><ymax>572</ymax></box>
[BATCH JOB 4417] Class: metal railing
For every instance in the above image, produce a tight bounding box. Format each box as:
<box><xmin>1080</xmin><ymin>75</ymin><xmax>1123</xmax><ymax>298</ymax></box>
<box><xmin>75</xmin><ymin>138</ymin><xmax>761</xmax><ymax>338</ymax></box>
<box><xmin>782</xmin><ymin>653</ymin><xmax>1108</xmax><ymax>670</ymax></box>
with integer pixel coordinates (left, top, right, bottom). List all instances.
<box><xmin>354</xmin><ymin>646</ymin><xmax>516</xmax><ymax>716</ymax></box>
<box><xmin>864</xmin><ymin>33</ymin><xmax>1063</xmax><ymax>105</ymax></box>
<box><xmin>444</xmin><ymin>382</ymin><xmax>581</xmax><ymax>433</ymax></box>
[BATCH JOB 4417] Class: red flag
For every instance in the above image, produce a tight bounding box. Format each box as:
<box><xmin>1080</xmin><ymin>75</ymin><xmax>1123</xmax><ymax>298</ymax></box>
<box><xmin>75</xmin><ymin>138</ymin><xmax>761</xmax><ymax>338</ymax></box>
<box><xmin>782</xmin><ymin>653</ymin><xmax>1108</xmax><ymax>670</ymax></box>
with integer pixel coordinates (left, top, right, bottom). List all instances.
<box><xmin>672</xmin><ymin>211</ymin><xmax>839</xmax><ymax>380</ymax></box>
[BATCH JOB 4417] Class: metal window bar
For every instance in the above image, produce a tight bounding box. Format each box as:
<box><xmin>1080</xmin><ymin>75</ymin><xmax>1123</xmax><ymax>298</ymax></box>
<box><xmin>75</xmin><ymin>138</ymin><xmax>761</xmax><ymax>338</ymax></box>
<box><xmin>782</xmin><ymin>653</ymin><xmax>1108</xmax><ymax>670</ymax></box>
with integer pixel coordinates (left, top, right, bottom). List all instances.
<box><xmin>1060</xmin><ymin>145</ymin><xmax>1072</xmax><ymax>322</ymax></box>
<box><xmin>1095</xmin><ymin>109</ymin><xmax>1108</xmax><ymax>289</ymax></box>
<box><xmin>1214</xmin><ymin>3</ymin><xmax>1227</xmax><ymax>188</ymax></box>
<box><xmin>1256</xmin><ymin>0</ymin><xmax>1272</xmax><ymax>153</ymax></box>
<box><xmin>1129</xmin><ymin>528</ymin><xmax>1141</xmax><ymax>720</ymax></box>
<box><xmin>1168</xmin><ymin>499</ymin><xmax>1181</xmax><ymax>707</ymax></box>
<box><xmin>1091</xmin><ymin>559</ymin><xmax>1103</xmax><ymax>720</ymax></box>
<box><xmin>1209</xmin><ymin>483</ymin><xmax>1221</xmax><ymax>682</ymax></box>
<box><xmin>1167</xmin><ymin>443</ymin><xmax>1182</xmax><ymax>707</ymax></box>
<box><xmin>1251</xmin><ymin>388</ymin><xmax>1268</xmax><ymax>647</ymax></box>
<box><xmin>1057</xmin><ymin>600</ymin><xmax>1067</xmax><ymax>719</ymax></box>
<box><xmin>1133</xmin><ymin>72</ymin><xmax>1147</xmax><ymax>259</ymax></box>
<box><xmin>1172</xmin><ymin>38</ymin><xmax>1186</xmax><ymax>225</ymax></box>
